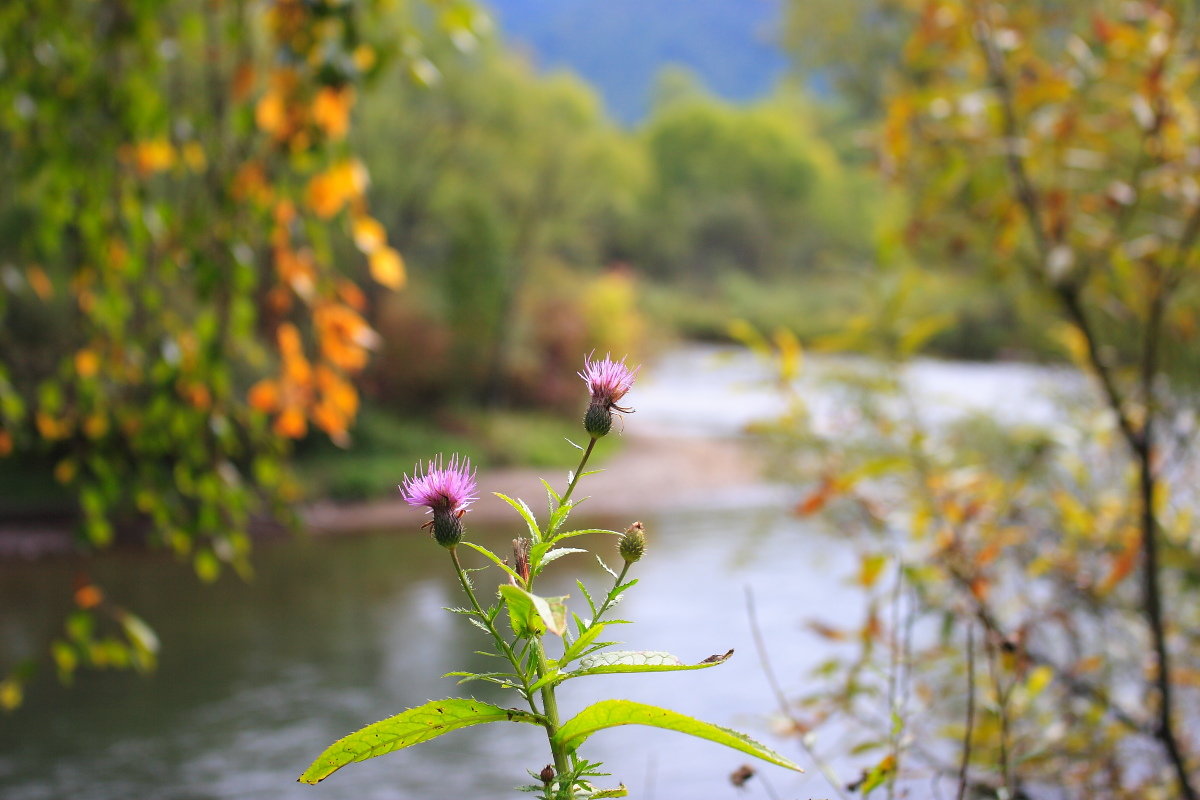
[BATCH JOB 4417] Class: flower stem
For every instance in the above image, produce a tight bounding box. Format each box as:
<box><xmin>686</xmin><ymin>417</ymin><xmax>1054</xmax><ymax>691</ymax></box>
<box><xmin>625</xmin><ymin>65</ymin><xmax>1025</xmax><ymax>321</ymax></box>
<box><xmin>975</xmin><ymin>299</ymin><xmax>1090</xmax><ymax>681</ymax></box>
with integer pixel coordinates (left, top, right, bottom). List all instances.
<box><xmin>594</xmin><ymin>561</ymin><xmax>631</xmax><ymax>621</ymax></box>
<box><xmin>560</xmin><ymin>436</ymin><xmax>597</xmax><ymax>507</ymax></box>
<box><xmin>448</xmin><ymin>546</ymin><xmax>537</xmax><ymax>709</ymax></box>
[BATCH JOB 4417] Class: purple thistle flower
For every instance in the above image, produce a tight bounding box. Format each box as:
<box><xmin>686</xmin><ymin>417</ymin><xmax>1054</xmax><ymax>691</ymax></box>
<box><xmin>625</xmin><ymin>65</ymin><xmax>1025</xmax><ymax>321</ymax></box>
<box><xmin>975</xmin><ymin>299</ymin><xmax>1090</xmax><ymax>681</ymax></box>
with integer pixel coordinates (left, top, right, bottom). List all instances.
<box><xmin>579</xmin><ymin>353</ymin><xmax>639</xmax><ymax>437</ymax></box>
<box><xmin>399</xmin><ymin>455</ymin><xmax>477</xmax><ymax>547</ymax></box>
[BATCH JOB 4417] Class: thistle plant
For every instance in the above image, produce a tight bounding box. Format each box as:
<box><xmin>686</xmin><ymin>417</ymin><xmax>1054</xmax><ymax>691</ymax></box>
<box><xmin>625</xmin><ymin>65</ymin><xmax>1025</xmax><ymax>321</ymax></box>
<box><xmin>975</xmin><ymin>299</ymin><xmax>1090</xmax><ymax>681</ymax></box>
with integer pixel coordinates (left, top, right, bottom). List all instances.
<box><xmin>298</xmin><ymin>354</ymin><xmax>803</xmax><ymax>798</ymax></box>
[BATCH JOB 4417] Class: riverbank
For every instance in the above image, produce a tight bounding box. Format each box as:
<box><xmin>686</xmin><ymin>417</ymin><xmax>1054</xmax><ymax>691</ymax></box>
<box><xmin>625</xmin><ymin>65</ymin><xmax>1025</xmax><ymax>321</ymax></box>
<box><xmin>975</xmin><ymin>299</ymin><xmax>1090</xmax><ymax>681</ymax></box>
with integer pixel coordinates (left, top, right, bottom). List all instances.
<box><xmin>305</xmin><ymin>431</ymin><xmax>770</xmax><ymax>534</ymax></box>
<box><xmin>0</xmin><ymin>430</ymin><xmax>772</xmax><ymax>558</ymax></box>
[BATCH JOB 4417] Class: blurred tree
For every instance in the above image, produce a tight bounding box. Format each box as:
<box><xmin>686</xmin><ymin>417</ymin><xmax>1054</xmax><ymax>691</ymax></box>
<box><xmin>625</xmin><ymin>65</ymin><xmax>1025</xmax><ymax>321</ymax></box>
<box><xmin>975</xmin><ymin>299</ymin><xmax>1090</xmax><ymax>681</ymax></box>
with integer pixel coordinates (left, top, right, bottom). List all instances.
<box><xmin>0</xmin><ymin>0</ymin><xmax>485</xmax><ymax>707</ymax></box>
<box><xmin>356</xmin><ymin>36</ymin><xmax>647</xmax><ymax>406</ymax></box>
<box><xmin>637</xmin><ymin>81</ymin><xmax>873</xmax><ymax>281</ymax></box>
<box><xmin>759</xmin><ymin>1</ymin><xmax>1200</xmax><ymax>798</ymax></box>
<box><xmin>783</xmin><ymin>0</ymin><xmax>911</xmax><ymax>119</ymax></box>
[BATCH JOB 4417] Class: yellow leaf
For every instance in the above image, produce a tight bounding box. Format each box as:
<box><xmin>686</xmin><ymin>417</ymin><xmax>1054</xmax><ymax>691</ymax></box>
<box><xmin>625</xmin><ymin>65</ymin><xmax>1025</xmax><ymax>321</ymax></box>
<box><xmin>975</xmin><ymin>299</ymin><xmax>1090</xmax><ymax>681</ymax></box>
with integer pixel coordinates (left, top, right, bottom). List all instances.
<box><xmin>857</xmin><ymin>553</ymin><xmax>889</xmax><ymax>588</ymax></box>
<box><xmin>128</xmin><ymin>139</ymin><xmax>176</xmax><ymax>175</ymax></box>
<box><xmin>1026</xmin><ymin>665</ymin><xmax>1054</xmax><ymax>699</ymax></box>
<box><xmin>182</xmin><ymin>142</ymin><xmax>207</xmax><ymax>171</ymax></box>
<box><xmin>772</xmin><ymin>327</ymin><xmax>802</xmax><ymax>380</ymax></box>
<box><xmin>369</xmin><ymin>246</ymin><xmax>406</xmax><ymax>289</ymax></box>
<box><xmin>352</xmin><ymin>216</ymin><xmax>387</xmax><ymax>254</ymax></box>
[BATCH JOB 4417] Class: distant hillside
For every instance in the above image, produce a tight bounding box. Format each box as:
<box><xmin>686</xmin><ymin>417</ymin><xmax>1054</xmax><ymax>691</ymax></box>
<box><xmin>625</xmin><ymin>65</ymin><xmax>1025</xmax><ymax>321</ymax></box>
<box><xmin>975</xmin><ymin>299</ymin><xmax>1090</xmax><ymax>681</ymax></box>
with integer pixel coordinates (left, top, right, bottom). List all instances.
<box><xmin>482</xmin><ymin>0</ymin><xmax>788</xmax><ymax>123</ymax></box>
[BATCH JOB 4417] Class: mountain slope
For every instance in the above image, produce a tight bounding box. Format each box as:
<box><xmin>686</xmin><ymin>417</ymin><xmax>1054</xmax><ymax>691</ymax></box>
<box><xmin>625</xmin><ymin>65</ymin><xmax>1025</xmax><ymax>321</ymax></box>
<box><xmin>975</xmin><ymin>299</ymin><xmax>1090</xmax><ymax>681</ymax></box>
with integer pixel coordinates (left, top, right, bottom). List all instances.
<box><xmin>483</xmin><ymin>0</ymin><xmax>788</xmax><ymax>123</ymax></box>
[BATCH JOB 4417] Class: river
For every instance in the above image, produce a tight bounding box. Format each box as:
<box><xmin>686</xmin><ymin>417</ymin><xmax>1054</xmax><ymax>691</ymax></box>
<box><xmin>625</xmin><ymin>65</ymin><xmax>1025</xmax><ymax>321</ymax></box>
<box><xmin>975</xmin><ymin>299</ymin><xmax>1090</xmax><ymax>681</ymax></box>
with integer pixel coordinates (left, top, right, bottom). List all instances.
<box><xmin>0</xmin><ymin>346</ymin><xmax>1076</xmax><ymax>800</ymax></box>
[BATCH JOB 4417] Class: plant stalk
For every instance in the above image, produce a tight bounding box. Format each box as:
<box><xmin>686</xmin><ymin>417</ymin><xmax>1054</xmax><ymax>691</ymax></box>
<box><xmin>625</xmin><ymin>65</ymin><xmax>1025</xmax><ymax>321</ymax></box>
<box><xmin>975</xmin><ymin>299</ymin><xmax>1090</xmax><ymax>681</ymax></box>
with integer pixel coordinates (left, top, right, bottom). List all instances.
<box><xmin>561</xmin><ymin>436</ymin><xmax>598</xmax><ymax>507</ymax></box>
<box><xmin>533</xmin><ymin>640</ymin><xmax>573</xmax><ymax>800</ymax></box>
<box><xmin>448</xmin><ymin>547</ymin><xmax>538</xmax><ymax>709</ymax></box>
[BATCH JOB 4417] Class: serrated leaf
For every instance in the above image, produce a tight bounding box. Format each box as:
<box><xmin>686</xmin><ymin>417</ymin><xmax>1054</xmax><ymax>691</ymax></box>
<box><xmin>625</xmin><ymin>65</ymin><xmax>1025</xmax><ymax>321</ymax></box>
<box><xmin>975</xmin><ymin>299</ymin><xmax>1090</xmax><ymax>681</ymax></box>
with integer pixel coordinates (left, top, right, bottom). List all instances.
<box><xmin>541</xmin><ymin>479</ymin><xmax>561</xmax><ymax>516</ymax></box>
<box><xmin>577</xmin><ymin>580</ymin><xmax>597</xmax><ymax>616</ymax></box>
<box><xmin>547</xmin><ymin>501</ymin><xmax>576</xmax><ymax>536</ymax></box>
<box><xmin>561</xmin><ymin>622</ymin><xmax>607</xmax><ymax>664</ymax></box>
<box><xmin>493</xmin><ymin>492</ymin><xmax>541</xmax><ymax>541</ymax></box>
<box><xmin>553</xmin><ymin>700</ymin><xmax>802</xmax><ymax>772</ymax></box>
<box><xmin>459</xmin><ymin>542</ymin><xmax>522</xmax><ymax>584</ymax></box>
<box><xmin>540</xmin><ymin>547</ymin><xmax>587</xmax><ymax>569</ymax></box>
<box><xmin>562</xmin><ymin>649</ymin><xmax>733</xmax><ymax>681</ymax></box>
<box><xmin>555</xmin><ymin>528</ymin><xmax>621</xmax><ymax>541</ymax></box>
<box><xmin>298</xmin><ymin>699</ymin><xmax>542</xmax><ymax>784</ymax></box>
<box><xmin>596</xmin><ymin>555</ymin><xmax>618</xmax><ymax>579</ymax></box>
<box><xmin>591</xmin><ymin>786</ymin><xmax>629</xmax><ymax>798</ymax></box>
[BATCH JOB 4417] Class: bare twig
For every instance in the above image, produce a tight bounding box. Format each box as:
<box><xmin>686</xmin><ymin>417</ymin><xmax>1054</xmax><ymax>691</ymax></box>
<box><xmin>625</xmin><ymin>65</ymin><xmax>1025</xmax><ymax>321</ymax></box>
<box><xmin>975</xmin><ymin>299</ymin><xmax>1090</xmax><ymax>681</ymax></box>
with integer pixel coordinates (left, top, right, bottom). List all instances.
<box><xmin>956</xmin><ymin>622</ymin><xmax>976</xmax><ymax>800</ymax></box>
<box><xmin>744</xmin><ymin>586</ymin><xmax>850</xmax><ymax>800</ymax></box>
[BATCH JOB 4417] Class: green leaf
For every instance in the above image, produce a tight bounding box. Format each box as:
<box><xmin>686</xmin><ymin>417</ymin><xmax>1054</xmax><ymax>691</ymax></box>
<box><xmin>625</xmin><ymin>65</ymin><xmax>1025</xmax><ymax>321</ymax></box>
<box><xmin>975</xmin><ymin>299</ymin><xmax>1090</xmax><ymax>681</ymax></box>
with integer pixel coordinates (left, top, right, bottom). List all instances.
<box><xmin>553</xmin><ymin>700</ymin><xmax>802</xmax><ymax>772</ymax></box>
<box><xmin>553</xmin><ymin>528</ymin><xmax>621</xmax><ymax>541</ymax></box>
<box><xmin>562</xmin><ymin>649</ymin><xmax>733</xmax><ymax>681</ymax></box>
<box><xmin>493</xmin><ymin>493</ymin><xmax>541</xmax><ymax>541</ymax></box>
<box><xmin>591</xmin><ymin>786</ymin><xmax>629</xmax><ymax>798</ymax></box>
<box><xmin>532</xmin><ymin>545</ymin><xmax>586</xmax><ymax>574</ymax></box>
<box><xmin>577</xmin><ymin>580</ymin><xmax>597</xmax><ymax>616</ymax></box>
<box><xmin>560</xmin><ymin>622</ymin><xmax>607</xmax><ymax>664</ymax></box>
<box><xmin>460</xmin><ymin>541</ymin><xmax>521</xmax><ymax>584</ymax></box>
<box><xmin>298</xmin><ymin>699</ymin><xmax>543</xmax><ymax>784</ymax></box>
<box><xmin>540</xmin><ymin>479</ymin><xmax>561</xmax><ymax>517</ymax></box>
<box><xmin>499</xmin><ymin>585</ymin><xmax>568</xmax><ymax>637</ymax></box>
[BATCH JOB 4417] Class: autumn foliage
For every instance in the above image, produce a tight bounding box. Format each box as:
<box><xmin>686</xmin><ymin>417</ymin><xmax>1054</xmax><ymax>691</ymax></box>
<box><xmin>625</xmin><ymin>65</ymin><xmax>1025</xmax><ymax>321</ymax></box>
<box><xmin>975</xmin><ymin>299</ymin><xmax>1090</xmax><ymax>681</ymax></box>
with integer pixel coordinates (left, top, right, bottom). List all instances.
<box><xmin>0</xmin><ymin>0</ymin><xmax>471</xmax><ymax>701</ymax></box>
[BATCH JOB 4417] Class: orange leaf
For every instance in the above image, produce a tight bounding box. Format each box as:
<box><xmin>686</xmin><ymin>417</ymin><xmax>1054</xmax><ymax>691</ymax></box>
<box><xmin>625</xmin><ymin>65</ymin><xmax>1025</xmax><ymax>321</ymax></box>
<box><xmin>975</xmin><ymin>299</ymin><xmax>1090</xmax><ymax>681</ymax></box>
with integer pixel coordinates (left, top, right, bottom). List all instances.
<box><xmin>277</xmin><ymin>323</ymin><xmax>303</xmax><ymax>358</ymax></box>
<box><xmin>74</xmin><ymin>349</ymin><xmax>100</xmax><ymax>379</ymax></box>
<box><xmin>1098</xmin><ymin>528</ymin><xmax>1140</xmax><ymax>595</ymax></box>
<box><xmin>273</xmin><ymin>407</ymin><xmax>308</xmax><ymax>439</ymax></box>
<box><xmin>312</xmin><ymin>86</ymin><xmax>355</xmax><ymax>140</ymax></box>
<box><xmin>232</xmin><ymin>62</ymin><xmax>256</xmax><ymax>103</ymax></box>
<box><xmin>248</xmin><ymin>379</ymin><xmax>281</xmax><ymax>412</ymax></box>
<box><xmin>74</xmin><ymin>584</ymin><xmax>104</xmax><ymax>609</ymax></box>
<box><xmin>0</xmin><ymin>429</ymin><xmax>11</xmax><ymax>457</ymax></box>
<box><xmin>26</xmin><ymin>266</ymin><xmax>53</xmax><ymax>300</ymax></box>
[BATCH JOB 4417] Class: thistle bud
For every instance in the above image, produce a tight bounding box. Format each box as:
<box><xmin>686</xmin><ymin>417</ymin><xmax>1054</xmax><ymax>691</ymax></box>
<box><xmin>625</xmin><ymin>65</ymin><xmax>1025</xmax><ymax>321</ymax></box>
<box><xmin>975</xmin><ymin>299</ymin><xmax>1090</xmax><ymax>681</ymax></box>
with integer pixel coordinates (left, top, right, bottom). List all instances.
<box><xmin>619</xmin><ymin>521</ymin><xmax>646</xmax><ymax>564</ymax></box>
<box><xmin>513</xmin><ymin>538</ymin><xmax>531</xmax><ymax>584</ymax></box>
<box><xmin>539</xmin><ymin>765</ymin><xmax>556</xmax><ymax>784</ymax></box>
<box><xmin>431</xmin><ymin>507</ymin><xmax>464</xmax><ymax>548</ymax></box>
<box><xmin>584</xmin><ymin>399</ymin><xmax>613</xmax><ymax>438</ymax></box>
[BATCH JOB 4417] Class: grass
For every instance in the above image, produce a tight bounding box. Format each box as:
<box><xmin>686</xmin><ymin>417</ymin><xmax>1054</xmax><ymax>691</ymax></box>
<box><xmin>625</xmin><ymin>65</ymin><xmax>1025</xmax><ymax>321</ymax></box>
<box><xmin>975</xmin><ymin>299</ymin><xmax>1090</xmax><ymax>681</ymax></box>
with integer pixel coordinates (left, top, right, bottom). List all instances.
<box><xmin>294</xmin><ymin>405</ymin><xmax>619</xmax><ymax>503</ymax></box>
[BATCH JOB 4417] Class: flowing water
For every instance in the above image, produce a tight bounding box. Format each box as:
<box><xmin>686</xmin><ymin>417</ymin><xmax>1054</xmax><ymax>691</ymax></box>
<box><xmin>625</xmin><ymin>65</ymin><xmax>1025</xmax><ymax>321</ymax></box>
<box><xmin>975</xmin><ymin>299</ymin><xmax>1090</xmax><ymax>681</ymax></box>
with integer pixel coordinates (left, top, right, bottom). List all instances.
<box><xmin>0</xmin><ymin>346</ymin><xmax>1075</xmax><ymax>800</ymax></box>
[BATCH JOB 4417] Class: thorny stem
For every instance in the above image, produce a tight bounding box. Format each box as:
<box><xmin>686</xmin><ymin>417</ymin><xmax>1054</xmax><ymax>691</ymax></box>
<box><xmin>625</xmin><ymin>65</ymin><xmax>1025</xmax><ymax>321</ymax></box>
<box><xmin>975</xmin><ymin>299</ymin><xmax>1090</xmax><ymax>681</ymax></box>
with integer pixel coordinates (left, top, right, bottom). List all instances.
<box><xmin>532</xmin><ymin>640</ymin><xmax>573</xmax><ymax>800</ymax></box>
<box><xmin>452</xmin><ymin>547</ymin><xmax>571</xmax><ymax>797</ymax></box>
<box><xmin>448</xmin><ymin>547</ymin><xmax>537</xmax><ymax>709</ymax></box>
<box><xmin>971</xmin><ymin>7</ymin><xmax>1197</xmax><ymax>797</ymax></box>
